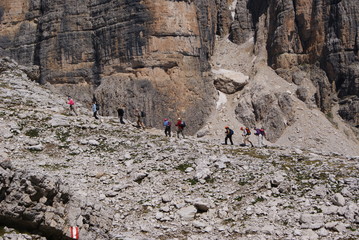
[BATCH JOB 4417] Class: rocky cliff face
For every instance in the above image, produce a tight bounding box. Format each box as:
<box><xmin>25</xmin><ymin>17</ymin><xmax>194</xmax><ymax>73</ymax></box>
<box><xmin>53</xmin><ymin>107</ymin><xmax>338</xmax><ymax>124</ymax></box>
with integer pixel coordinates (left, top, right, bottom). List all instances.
<box><xmin>230</xmin><ymin>0</ymin><xmax>359</xmax><ymax>127</ymax></box>
<box><xmin>1</xmin><ymin>0</ymin><xmax>359</xmax><ymax>137</ymax></box>
<box><xmin>0</xmin><ymin>0</ymin><xmax>217</xmax><ymax>132</ymax></box>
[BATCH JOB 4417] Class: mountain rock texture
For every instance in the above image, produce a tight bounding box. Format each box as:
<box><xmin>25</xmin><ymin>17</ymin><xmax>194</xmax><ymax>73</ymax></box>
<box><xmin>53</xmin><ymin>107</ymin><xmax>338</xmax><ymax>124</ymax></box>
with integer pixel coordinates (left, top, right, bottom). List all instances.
<box><xmin>1</xmin><ymin>57</ymin><xmax>359</xmax><ymax>240</ymax></box>
<box><xmin>0</xmin><ymin>0</ymin><xmax>217</xmax><ymax>133</ymax></box>
<box><xmin>230</xmin><ymin>0</ymin><xmax>359</xmax><ymax>127</ymax></box>
<box><xmin>0</xmin><ymin>0</ymin><xmax>359</xmax><ymax>137</ymax></box>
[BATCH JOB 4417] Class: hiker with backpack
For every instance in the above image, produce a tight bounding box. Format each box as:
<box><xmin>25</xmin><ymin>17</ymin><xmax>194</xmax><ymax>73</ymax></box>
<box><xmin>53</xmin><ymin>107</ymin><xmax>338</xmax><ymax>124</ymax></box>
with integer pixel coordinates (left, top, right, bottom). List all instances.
<box><xmin>140</xmin><ymin>110</ymin><xmax>146</xmax><ymax>126</ymax></box>
<box><xmin>240</xmin><ymin>127</ymin><xmax>254</xmax><ymax>147</ymax></box>
<box><xmin>67</xmin><ymin>96</ymin><xmax>77</xmax><ymax>116</ymax></box>
<box><xmin>135</xmin><ymin>109</ymin><xmax>145</xmax><ymax>129</ymax></box>
<box><xmin>117</xmin><ymin>105</ymin><xmax>125</xmax><ymax>124</ymax></box>
<box><xmin>175</xmin><ymin>118</ymin><xmax>186</xmax><ymax>139</ymax></box>
<box><xmin>224</xmin><ymin>126</ymin><xmax>234</xmax><ymax>145</ymax></box>
<box><xmin>254</xmin><ymin>127</ymin><xmax>266</xmax><ymax>147</ymax></box>
<box><xmin>92</xmin><ymin>101</ymin><xmax>99</xmax><ymax>119</ymax></box>
<box><xmin>163</xmin><ymin>118</ymin><xmax>171</xmax><ymax>137</ymax></box>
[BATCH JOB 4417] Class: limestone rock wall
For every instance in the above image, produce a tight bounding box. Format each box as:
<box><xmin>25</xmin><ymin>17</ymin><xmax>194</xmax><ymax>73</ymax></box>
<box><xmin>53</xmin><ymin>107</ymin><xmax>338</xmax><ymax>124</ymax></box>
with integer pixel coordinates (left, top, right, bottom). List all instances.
<box><xmin>1</xmin><ymin>0</ymin><xmax>359</xmax><ymax>133</ymax></box>
<box><xmin>0</xmin><ymin>0</ymin><xmax>217</xmax><ymax>133</ymax></box>
<box><xmin>230</xmin><ymin>0</ymin><xmax>359</xmax><ymax>127</ymax></box>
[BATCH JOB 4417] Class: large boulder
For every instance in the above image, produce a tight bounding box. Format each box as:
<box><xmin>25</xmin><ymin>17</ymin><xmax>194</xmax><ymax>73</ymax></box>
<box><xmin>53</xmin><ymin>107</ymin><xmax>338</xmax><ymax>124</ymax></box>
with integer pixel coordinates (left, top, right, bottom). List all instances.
<box><xmin>212</xmin><ymin>68</ymin><xmax>249</xmax><ymax>94</ymax></box>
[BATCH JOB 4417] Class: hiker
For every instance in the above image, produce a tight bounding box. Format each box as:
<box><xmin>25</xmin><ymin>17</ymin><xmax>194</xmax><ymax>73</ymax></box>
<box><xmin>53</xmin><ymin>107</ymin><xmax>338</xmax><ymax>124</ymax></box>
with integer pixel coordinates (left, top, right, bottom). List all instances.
<box><xmin>254</xmin><ymin>127</ymin><xmax>266</xmax><ymax>147</ymax></box>
<box><xmin>67</xmin><ymin>96</ymin><xmax>77</xmax><ymax>116</ymax></box>
<box><xmin>135</xmin><ymin>109</ymin><xmax>145</xmax><ymax>129</ymax></box>
<box><xmin>224</xmin><ymin>126</ymin><xmax>234</xmax><ymax>145</ymax></box>
<box><xmin>117</xmin><ymin>105</ymin><xmax>125</xmax><ymax>124</ymax></box>
<box><xmin>140</xmin><ymin>110</ymin><xmax>146</xmax><ymax>126</ymax></box>
<box><xmin>240</xmin><ymin>127</ymin><xmax>254</xmax><ymax>147</ymax></box>
<box><xmin>163</xmin><ymin>118</ymin><xmax>171</xmax><ymax>137</ymax></box>
<box><xmin>175</xmin><ymin>118</ymin><xmax>186</xmax><ymax>139</ymax></box>
<box><xmin>92</xmin><ymin>101</ymin><xmax>99</xmax><ymax>119</ymax></box>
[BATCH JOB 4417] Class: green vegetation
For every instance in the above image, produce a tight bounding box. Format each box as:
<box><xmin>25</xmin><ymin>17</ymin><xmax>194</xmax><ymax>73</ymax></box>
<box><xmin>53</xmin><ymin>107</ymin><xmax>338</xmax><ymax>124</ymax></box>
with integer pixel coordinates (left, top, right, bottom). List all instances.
<box><xmin>186</xmin><ymin>178</ymin><xmax>198</xmax><ymax>185</ymax></box>
<box><xmin>244</xmin><ymin>149</ymin><xmax>269</xmax><ymax>159</ymax></box>
<box><xmin>40</xmin><ymin>163</ymin><xmax>69</xmax><ymax>171</ymax></box>
<box><xmin>97</xmin><ymin>143</ymin><xmax>116</xmax><ymax>153</ymax></box>
<box><xmin>56</xmin><ymin>129</ymin><xmax>70</xmax><ymax>142</ymax></box>
<box><xmin>205</xmin><ymin>176</ymin><xmax>215</xmax><ymax>184</ymax></box>
<box><xmin>234</xmin><ymin>196</ymin><xmax>243</xmax><ymax>202</ymax></box>
<box><xmin>176</xmin><ymin>163</ymin><xmax>192</xmax><ymax>172</ymax></box>
<box><xmin>252</xmin><ymin>196</ymin><xmax>265</xmax><ymax>204</ymax></box>
<box><xmin>313</xmin><ymin>206</ymin><xmax>323</xmax><ymax>213</ymax></box>
<box><xmin>25</xmin><ymin>128</ymin><xmax>40</xmax><ymax>138</ymax></box>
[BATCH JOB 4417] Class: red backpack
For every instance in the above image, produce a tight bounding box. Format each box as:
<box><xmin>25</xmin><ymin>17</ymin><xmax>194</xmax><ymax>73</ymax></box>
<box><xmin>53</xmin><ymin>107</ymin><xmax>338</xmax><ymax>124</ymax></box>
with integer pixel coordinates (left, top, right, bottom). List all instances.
<box><xmin>245</xmin><ymin>128</ymin><xmax>251</xmax><ymax>135</ymax></box>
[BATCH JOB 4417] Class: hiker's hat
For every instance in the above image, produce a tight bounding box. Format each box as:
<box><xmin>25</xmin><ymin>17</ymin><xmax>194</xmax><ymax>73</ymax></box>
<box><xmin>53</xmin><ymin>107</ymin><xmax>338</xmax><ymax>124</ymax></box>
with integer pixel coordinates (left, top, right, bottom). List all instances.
<box><xmin>164</xmin><ymin>118</ymin><xmax>168</xmax><ymax>121</ymax></box>
<box><xmin>225</xmin><ymin>126</ymin><xmax>229</xmax><ymax>129</ymax></box>
<box><xmin>240</xmin><ymin>127</ymin><xmax>244</xmax><ymax>130</ymax></box>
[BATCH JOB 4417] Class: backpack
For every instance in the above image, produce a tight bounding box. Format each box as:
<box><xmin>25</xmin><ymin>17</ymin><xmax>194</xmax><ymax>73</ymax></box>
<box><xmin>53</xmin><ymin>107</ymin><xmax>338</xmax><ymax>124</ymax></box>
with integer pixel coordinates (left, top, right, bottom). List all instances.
<box><xmin>164</xmin><ymin>120</ymin><xmax>171</xmax><ymax>127</ymax></box>
<box><xmin>180</xmin><ymin>121</ymin><xmax>186</xmax><ymax>128</ymax></box>
<box><xmin>260</xmin><ymin>129</ymin><xmax>266</xmax><ymax>136</ymax></box>
<box><xmin>141</xmin><ymin>111</ymin><xmax>146</xmax><ymax>118</ymax></box>
<box><xmin>229</xmin><ymin>129</ymin><xmax>234</xmax><ymax>135</ymax></box>
<box><xmin>245</xmin><ymin>128</ymin><xmax>251</xmax><ymax>135</ymax></box>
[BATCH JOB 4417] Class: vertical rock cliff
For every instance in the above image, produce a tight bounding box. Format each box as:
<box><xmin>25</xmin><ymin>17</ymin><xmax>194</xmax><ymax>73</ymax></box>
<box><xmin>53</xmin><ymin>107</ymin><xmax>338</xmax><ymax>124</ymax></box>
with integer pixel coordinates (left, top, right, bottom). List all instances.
<box><xmin>1</xmin><ymin>0</ymin><xmax>358</xmax><ymax>135</ymax></box>
<box><xmin>0</xmin><ymin>0</ymin><xmax>217</xmax><ymax>132</ymax></box>
<box><xmin>230</xmin><ymin>0</ymin><xmax>359</xmax><ymax>127</ymax></box>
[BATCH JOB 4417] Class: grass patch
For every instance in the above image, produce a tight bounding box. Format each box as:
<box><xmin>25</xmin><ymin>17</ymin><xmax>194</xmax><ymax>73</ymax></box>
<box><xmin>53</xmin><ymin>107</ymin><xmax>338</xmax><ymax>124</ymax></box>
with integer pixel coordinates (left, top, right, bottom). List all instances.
<box><xmin>186</xmin><ymin>178</ymin><xmax>198</xmax><ymax>185</ymax></box>
<box><xmin>97</xmin><ymin>143</ymin><xmax>116</xmax><ymax>153</ymax></box>
<box><xmin>40</xmin><ymin>164</ymin><xmax>69</xmax><ymax>171</ymax></box>
<box><xmin>238</xmin><ymin>174</ymin><xmax>255</xmax><ymax>186</ymax></box>
<box><xmin>56</xmin><ymin>130</ymin><xmax>70</xmax><ymax>142</ymax></box>
<box><xmin>205</xmin><ymin>176</ymin><xmax>215</xmax><ymax>184</ymax></box>
<box><xmin>176</xmin><ymin>163</ymin><xmax>192</xmax><ymax>172</ymax></box>
<box><xmin>243</xmin><ymin>149</ymin><xmax>268</xmax><ymax>159</ymax></box>
<box><xmin>313</xmin><ymin>206</ymin><xmax>323</xmax><ymax>213</ymax></box>
<box><xmin>252</xmin><ymin>196</ymin><xmax>265</xmax><ymax>204</ymax></box>
<box><xmin>279</xmin><ymin>155</ymin><xmax>294</xmax><ymax>162</ymax></box>
<box><xmin>234</xmin><ymin>196</ymin><xmax>243</xmax><ymax>201</ymax></box>
<box><xmin>25</xmin><ymin>128</ymin><xmax>40</xmax><ymax>138</ymax></box>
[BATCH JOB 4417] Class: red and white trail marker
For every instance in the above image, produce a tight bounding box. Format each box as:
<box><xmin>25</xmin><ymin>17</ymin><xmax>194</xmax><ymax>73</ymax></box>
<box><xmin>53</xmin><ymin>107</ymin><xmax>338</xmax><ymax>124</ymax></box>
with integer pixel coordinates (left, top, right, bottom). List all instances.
<box><xmin>70</xmin><ymin>226</ymin><xmax>79</xmax><ymax>239</ymax></box>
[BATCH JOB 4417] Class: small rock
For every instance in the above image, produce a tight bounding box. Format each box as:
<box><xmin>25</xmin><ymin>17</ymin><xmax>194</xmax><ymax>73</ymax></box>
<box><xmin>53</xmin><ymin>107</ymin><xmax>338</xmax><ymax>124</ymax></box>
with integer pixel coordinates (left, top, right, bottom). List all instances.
<box><xmin>132</xmin><ymin>171</ymin><xmax>148</xmax><ymax>183</ymax></box>
<box><xmin>161</xmin><ymin>195</ymin><xmax>173</xmax><ymax>203</ymax></box>
<box><xmin>300</xmin><ymin>213</ymin><xmax>324</xmax><ymax>229</ymax></box>
<box><xmin>177</xmin><ymin>206</ymin><xmax>197</xmax><ymax>221</ymax></box>
<box><xmin>88</xmin><ymin>139</ymin><xmax>100</xmax><ymax>146</ymax></box>
<box><xmin>27</xmin><ymin>144</ymin><xmax>44</xmax><ymax>151</ymax></box>
<box><xmin>155</xmin><ymin>212</ymin><xmax>164</xmax><ymax>220</ymax></box>
<box><xmin>194</xmin><ymin>199</ymin><xmax>210</xmax><ymax>213</ymax></box>
<box><xmin>105</xmin><ymin>191</ymin><xmax>118</xmax><ymax>197</ymax></box>
<box><xmin>192</xmin><ymin>220</ymin><xmax>207</xmax><ymax>228</ymax></box>
<box><xmin>332</xmin><ymin>193</ymin><xmax>346</xmax><ymax>206</ymax></box>
<box><xmin>316</xmin><ymin>227</ymin><xmax>329</xmax><ymax>237</ymax></box>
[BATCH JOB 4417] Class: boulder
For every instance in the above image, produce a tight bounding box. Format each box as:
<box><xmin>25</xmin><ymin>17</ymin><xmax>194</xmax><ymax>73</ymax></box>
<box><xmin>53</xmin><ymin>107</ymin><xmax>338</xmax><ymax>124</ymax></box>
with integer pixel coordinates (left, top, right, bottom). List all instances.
<box><xmin>212</xmin><ymin>69</ymin><xmax>249</xmax><ymax>94</ymax></box>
